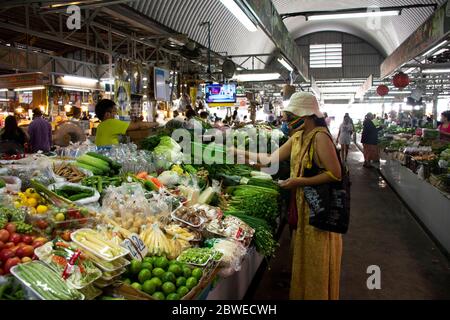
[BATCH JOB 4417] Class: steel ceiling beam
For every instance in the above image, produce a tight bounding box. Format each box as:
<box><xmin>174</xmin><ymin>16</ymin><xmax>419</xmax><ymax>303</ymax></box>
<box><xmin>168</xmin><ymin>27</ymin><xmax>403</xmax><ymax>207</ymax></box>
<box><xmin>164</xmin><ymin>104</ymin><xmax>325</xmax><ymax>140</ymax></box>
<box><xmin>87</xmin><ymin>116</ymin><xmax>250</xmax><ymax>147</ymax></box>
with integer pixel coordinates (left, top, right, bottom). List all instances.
<box><xmin>280</xmin><ymin>4</ymin><xmax>438</xmax><ymax>20</ymax></box>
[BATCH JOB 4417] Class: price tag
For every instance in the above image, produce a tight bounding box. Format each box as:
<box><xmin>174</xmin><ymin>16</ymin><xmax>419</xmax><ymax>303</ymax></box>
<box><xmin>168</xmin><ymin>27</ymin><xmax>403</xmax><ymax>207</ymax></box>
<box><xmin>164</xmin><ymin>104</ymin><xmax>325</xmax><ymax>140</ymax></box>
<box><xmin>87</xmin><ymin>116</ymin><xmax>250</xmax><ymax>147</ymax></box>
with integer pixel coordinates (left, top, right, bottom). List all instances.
<box><xmin>121</xmin><ymin>234</ymin><xmax>148</xmax><ymax>261</ymax></box>
<box><xmin>121</xmin><ymin>239</ymin><xmax>142</xmax><ymax>261</ymax></box>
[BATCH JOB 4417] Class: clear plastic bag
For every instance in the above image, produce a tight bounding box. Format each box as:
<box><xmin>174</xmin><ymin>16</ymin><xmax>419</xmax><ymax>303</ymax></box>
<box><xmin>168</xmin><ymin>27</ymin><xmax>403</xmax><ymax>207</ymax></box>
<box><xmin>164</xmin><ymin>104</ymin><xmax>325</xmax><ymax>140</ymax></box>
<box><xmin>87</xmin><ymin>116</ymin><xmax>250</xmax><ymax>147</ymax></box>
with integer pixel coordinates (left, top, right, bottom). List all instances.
<box><xmin>210</xmin><ymin>238</ymin><xmax>247</xmax><ymax>276</ymax></box>
<box><xmin>101</xmin><ymin>183</ymin><xmax>152</xmax><ymax>234</ymax></box>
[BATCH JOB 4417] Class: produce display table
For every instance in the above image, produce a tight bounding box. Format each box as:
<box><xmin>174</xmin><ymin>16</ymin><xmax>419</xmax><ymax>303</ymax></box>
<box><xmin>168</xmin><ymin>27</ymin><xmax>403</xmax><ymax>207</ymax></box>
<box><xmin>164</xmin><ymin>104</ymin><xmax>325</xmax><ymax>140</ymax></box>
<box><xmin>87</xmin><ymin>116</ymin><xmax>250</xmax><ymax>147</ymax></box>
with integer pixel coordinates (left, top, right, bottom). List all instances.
<box><xmin>206</xmin><ymin>247</ymin><xmax>264</xmax><ymax>300</ymax></box>
<box><xmin>380</xmin><ymin>158</ymin><xmax>450</xmax><ymax>255</ymax></box>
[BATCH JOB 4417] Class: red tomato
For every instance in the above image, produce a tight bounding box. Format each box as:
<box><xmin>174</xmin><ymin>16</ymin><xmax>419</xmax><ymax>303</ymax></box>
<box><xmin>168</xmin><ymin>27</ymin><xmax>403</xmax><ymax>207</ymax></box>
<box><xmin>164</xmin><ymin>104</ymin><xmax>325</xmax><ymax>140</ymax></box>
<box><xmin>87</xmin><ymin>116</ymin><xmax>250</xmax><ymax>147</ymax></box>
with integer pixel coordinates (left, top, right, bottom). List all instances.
<box><xmin>4</xmin><ymin>242</ymin><xmax>14</xmax><ymax>249</ymax></box>
<box><xmin>0</xmin><ymin>229</ymin><xmax>9</xmax><ymax>242</ymax></box>
<box><xmin>0</xmin><ymin>240</ymin><xmax>4</xmax><ymax>250</ymax></box>
<box><xmin>4</xmin><ymin>257</ymin><xmax>20</xmax><ymax>274</ymax></box>
<box><xmin>0</xmin><ymin>248</ymin><xmax>15</xmax><ymax>262</ymax></box>
<box><xmin>32</xmin><ymin>241</ymin><xmax>44</xmax><ymax>249</ymax></box>
<box><xmin>5</xmin><ymin>223</ymin><xmax>16</xmax><ymax>234</ymax></box>
<box><xmin>36</xmin><ymin>220</ymin><xmax>48</xmax><ymax>230</ymax></box>
<box><xmin>22</xmin><ymin>235</ymin><xmax>33</xmax><ymax>245</ymax></box>
<box><xmin>9</xmin><ymin>233</ymin><xmax>22</xmax><ymax>245</ymax></box>
<box><xmin>17</xmin><ymin>245</ymin><xmax>34</xmax><ymax>258</ymax></box>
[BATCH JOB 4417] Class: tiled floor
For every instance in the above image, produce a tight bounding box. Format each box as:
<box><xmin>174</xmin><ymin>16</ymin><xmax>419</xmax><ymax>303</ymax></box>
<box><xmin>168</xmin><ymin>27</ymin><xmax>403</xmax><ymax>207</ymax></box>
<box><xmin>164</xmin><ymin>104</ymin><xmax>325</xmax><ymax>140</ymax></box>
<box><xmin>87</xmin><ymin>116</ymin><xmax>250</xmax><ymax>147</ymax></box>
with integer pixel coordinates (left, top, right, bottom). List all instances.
<box><xmin>249</xmin><ymin>145</ymin><xmax>450</xmax><ymax>300</ymax></box>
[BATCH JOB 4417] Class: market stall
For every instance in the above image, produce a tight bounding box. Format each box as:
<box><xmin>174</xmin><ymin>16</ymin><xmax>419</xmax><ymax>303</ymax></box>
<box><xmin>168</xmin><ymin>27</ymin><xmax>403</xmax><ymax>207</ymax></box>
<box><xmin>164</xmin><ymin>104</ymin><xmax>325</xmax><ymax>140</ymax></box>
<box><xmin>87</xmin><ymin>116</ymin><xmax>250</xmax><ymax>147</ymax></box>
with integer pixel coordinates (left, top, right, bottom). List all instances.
<box><xmin>376</xmin><ymin>125</ymin><xmax>450</xmax><ymax>254</ymax></box>
<box><xmin>0</xmin><ymin>124</ymin><xmax>284</xmax><ymax>300</ymax></box>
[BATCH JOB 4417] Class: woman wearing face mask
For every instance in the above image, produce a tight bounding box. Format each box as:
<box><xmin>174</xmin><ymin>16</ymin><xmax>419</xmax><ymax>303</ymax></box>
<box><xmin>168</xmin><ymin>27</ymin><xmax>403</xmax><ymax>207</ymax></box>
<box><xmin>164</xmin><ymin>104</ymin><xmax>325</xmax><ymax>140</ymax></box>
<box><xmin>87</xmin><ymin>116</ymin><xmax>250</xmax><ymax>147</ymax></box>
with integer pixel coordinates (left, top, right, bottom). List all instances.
<box><xmin>232</xmin><ymin>92</ymin><xmax>342</xmax><ymax>300</ymax></box>
<box><xmin>281</xmin><ymin>111</ymin><xmax>304</xmax><ymax>136</ymax></box>
<box><xmin>94</xmin><ymin>99</ymin><xmax>158</xmax><ymax>147</ymax></box>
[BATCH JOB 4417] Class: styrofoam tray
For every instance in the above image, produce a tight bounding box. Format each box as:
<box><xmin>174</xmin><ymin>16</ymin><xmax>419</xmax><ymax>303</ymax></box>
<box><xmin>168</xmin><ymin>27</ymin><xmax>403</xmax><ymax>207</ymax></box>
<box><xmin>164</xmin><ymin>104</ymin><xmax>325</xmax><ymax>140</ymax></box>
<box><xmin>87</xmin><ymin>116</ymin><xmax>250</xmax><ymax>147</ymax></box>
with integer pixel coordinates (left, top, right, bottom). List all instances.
<box><xmin>171</xmin><ymin>209</ymin><xmax>206</xmax><ymax>228</ymax></box>
<box><xmin>10</xmin><ymin>261</ymin><xmax>85</xmax><ymax>300</ymax></box>
<box><xmin>71</xmin><ymin>228</ymin><xmax>130</xmax><ymax>262</ymax></box>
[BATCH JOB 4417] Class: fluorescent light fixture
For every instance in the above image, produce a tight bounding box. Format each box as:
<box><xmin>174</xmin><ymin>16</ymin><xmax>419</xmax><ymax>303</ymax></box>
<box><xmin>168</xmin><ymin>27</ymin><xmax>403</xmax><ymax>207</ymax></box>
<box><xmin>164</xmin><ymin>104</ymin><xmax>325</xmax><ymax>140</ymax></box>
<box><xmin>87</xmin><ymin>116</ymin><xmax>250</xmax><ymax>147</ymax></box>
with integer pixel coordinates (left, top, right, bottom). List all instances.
<box><xmin>14</xmin><ymin>86</ymin><xmax>45</xmax><ymax>92</ymax></box>
<box><xmin>63</xmin><ymin>75</ymin><xmax>98</xmax><ymax>84</ymax></box>
<box><xmin>422</xmin><ymin>68</ymin><xmax>450</xmax><ymax>74</ymax></box>
<box><xmin>308</xmin><ymin>10</ymin><xmax>400</xmax><ymax>21</ymax></box>
<box><xmin>273</xmin><ymin>93</ymin><xmax>281</xmax><ymax>97</ymax></box>
<box><xmin>259</xmin><ymin>91</ymin><xmax>265</xmax><ymax>95</ymax></box>
<box><xmin>233</xmin><ymin>72</ymin><xmax>281</xmax><ymax>82</ymax></box>
<box><xmin>423</xmin><ymin>40</ymin><xmax>448</xmax><ymax>56</ymax></box>
<box><xmin>432</xmin><ymin>48</ymin><xmax>448</xmax><ymax>56</ymax></box>
<box><xmin>63</xmin><ymin>87</ymin><xmax>90</xmax><ymax>93</ymax></box>
<box><xmin>220</xmin><ymin>0</ymin><xmax>257</xmax><ymax>32</ymax></box>
<box><xmin>278</xmin><ymin>57</ymin><xmax>294</xmax><ymax>72</ymax></box>
<box><xmin>389</xmin><ymin>90</ymin><xmax>412</xmax><ymax>94</ymax></box>
<box><xmin>369</xmin><ymin>96</ymin><xmax>394</xmax><ymax>99</ymax></box>
<box><xmin>143</xmin><ymin>77</ymin><xmax>148</xmax><ymax>81</ymax></box>
<box><xmin>236</xmin><ymin>67</ymin><xmax>243</xmax><ymax>71</ymax></box>
<box><xmin>0</xmin><ymin>88</ymin><xmax>8</xmax><ymax>92</ymax></box>
<box><xmin>0</xmin><ymin>98</ymin><xmax>9</xmax><ymax>102</ymax></box>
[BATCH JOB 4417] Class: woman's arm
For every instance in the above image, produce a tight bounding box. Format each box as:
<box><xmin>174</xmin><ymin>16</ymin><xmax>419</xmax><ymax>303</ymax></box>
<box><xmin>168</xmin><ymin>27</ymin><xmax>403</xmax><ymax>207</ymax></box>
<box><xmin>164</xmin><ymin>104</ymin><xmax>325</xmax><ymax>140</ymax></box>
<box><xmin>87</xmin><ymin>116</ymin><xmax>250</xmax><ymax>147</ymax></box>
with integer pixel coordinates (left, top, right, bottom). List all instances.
<box><xmin>235</xmin><ymin>136</ymin><xmax>293</xmax><ymax>166</ymax></box>
<box><xmin>279</xmin><ymin>133</ymin><xmax>342</xmax><ymax>189</ymax></box>
<box><xmin>127</xmin><ymin>121</ymin><xmax>159</xmax><ymax>132</ymax></box>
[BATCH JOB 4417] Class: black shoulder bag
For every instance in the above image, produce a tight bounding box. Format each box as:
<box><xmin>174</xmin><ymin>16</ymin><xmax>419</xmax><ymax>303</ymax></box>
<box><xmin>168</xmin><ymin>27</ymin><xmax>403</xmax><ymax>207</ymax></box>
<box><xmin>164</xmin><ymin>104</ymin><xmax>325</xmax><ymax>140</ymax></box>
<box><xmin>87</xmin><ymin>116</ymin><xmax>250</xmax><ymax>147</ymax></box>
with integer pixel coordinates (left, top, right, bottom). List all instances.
<box><xmin>302</xmin><ymin>132</ymin><xmax>351</xmax><ymax>234</ymax></box>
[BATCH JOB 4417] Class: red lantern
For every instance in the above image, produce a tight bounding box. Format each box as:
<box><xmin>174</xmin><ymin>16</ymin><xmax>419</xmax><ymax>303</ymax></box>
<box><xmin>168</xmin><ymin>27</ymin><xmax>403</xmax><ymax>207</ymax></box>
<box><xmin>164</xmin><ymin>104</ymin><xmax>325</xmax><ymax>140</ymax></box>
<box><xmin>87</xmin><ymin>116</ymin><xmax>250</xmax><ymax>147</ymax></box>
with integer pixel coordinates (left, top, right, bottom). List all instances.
<box><xmin>376</xmin><ymin>85</ymin><xmax>389</xmax><ymax>96</ymax></box>
<box><xmin>393</xmin><ymin>72</ymin><xmax>410</xmax><ymax>89</ymax></box>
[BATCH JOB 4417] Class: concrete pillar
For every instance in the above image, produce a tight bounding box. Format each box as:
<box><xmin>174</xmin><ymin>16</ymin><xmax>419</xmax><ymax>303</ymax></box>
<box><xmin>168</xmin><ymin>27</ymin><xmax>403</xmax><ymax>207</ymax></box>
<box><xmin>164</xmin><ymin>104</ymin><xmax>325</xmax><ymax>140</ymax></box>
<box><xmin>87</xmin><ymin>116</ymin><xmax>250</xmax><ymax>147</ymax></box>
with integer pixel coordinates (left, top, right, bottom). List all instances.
<box><xmin>432</xmin><ymin>98</ymin><xmax>438</xmax><ymax>128</ymax></box>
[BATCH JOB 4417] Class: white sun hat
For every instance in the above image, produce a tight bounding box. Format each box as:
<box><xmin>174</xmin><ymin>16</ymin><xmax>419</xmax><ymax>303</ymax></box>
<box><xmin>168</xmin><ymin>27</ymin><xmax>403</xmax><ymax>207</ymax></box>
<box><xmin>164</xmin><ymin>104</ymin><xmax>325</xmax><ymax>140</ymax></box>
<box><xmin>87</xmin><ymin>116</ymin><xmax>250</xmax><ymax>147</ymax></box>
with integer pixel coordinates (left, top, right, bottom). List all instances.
<box><xmin>284</xmin><ymin>92</ymin><xmax>324</xmax><ymax>118</ymax></box>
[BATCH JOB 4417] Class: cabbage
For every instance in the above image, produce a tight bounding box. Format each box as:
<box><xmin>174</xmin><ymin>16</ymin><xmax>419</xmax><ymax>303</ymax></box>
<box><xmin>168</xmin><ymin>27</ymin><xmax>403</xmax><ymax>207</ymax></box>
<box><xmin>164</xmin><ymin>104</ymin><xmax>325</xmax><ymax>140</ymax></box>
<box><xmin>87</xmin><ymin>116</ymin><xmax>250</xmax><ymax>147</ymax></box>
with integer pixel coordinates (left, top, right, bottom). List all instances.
<box><xmin>153</xmin><ymin>136</ymin><xmax>183</xmax><ymax>164</ymax></box>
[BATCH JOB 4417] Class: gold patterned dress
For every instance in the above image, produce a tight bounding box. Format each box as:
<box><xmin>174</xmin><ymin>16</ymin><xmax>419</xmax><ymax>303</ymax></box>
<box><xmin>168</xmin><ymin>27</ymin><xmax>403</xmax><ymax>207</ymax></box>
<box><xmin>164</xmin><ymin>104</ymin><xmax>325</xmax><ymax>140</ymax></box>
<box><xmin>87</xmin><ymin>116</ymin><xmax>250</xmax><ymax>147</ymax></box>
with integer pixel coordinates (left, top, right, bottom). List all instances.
<box><xmin>289</xmin><ymin>127</ymin><xmax>343</xmax><ymax>300</ymax></box>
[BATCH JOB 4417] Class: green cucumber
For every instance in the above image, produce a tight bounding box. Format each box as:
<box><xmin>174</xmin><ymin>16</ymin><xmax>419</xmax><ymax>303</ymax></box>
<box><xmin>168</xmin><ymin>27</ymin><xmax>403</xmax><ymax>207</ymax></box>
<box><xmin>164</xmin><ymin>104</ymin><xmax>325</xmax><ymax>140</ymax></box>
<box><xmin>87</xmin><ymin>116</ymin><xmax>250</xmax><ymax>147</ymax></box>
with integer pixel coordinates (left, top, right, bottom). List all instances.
<box><xmin>75</xmin><ymin>162</ymin><xmax>104</xmax><ymax>175</ymax></box>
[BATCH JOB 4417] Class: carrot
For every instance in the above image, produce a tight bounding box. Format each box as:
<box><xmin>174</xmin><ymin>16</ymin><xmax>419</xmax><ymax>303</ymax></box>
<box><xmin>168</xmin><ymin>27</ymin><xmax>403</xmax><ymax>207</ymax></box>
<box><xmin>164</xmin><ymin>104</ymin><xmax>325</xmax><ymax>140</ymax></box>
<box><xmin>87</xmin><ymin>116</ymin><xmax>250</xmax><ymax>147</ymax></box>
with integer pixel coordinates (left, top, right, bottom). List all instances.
<box><xmin>136</xmin><ymin>172</ymin><xmax>148</xmax><ymax>179</ymax></box>
<box><xmin>150</xmin><ymin>177</ymin><xmax>163</xmax><ymax>188</ymax></box>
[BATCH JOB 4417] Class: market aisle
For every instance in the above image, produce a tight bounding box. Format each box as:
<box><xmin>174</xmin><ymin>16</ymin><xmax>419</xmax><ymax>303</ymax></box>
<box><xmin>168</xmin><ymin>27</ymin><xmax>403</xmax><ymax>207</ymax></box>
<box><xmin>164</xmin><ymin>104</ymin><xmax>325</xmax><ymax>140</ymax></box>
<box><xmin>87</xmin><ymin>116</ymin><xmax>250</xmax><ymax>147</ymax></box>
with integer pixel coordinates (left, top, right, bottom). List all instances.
<box><xmin>249</xmin><ymin>144</ymin><xmax>450</xmax><ymax>300</ymax></box>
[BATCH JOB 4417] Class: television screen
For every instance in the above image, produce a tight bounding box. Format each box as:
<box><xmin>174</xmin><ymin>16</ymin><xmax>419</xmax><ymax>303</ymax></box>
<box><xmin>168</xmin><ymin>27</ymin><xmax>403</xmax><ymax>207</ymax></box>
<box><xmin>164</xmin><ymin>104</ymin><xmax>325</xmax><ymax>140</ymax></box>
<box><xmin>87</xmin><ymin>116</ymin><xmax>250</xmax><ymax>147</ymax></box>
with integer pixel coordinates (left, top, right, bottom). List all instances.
<box><xmin>205</xmin><ymin>83</ymin><xmax>237</xmax><ymax>104</ymax></box>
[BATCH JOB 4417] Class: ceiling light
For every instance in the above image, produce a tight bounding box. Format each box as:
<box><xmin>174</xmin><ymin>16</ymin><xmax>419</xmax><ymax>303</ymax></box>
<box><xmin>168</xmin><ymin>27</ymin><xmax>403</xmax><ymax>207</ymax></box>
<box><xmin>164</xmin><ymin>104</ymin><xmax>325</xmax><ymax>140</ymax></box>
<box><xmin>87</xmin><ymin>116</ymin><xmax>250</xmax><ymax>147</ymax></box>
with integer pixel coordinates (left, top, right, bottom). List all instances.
<box><xmin>369</xmin><ymin>96</ymin><xmax>394</xmax><ymax>99</ymax></box>
<box><xmin>220</xmin><ymin>0</ymin><xmax>258</xmax><ymax>32</ymax></box>
<box><xmin>14</xmin><ymin>86</ymin><xmax>45</xmax><ymax>92</ymax></box>
<box><xmin>233</xmin><ymin>73</ymin><xmax>281</xmax><ymax>82</ymax></box>
<box><xmin>63</xmin><ymin>75</ymin><xmax>98</xmax><ymax>84</ymax></box>
<box><xmin>390</xmin><ymin>90</ymin><xmax>412</xmax><ymax>94</ymax></box>
<box><xmin>423</xmin><ymin>40</ymin><xmax>448</xmax><ymax>56</ymax></box>
<box><xmin>277</xmin><ymin>57</ymin><xmax>294</xmax><ymax>72</ymax></box>
<box><xmin>143</xmin><ymin>77</ymin><xmax>148</xmax><ymax>81</ymax></box>
<box><xmin>432</xmin><ymin>48</ymin><xmax>449</xmax><ymax>56</ymax></box>
<box><xmin>63</xmin><ymin>87</ymin><xmax>90</xmax><ymax>93</ymax></box>
<box><xmin>307</xmin><ymin>10</ymin><xmax>400</xmax><ymax>21</ymax></box>
<box><xmin>422</xmin><ymin>68</ymin><xmax>450</xmax><ymax>74</ymax></box>
<box><xmin>0</xmin><ymin>89</ymin><xmax>8</xmax><ymax>92</ymax></box>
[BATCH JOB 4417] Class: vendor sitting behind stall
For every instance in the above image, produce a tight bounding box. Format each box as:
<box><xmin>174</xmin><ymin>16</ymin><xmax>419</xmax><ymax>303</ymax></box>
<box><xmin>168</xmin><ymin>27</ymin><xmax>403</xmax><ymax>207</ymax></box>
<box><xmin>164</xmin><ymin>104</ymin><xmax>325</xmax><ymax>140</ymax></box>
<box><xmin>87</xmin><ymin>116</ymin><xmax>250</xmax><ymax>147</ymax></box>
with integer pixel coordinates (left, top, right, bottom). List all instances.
<box><xmin>94</xmin><ymin>99</ymin><xmax>157</xmax><ymax>146</ymax></box>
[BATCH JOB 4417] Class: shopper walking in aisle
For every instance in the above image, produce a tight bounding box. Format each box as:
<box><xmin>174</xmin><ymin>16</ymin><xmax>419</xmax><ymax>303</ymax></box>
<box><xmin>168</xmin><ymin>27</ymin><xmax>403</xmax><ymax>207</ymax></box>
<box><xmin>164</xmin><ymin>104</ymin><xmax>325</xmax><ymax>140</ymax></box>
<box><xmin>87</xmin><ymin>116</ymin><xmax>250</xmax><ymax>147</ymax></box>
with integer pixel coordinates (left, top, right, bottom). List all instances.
<box><xmin>336</xmin><ymin>115</ymin><xmax>353</xmax><ymax>163</ymax></box>
<box><xmin>232</xmin><ymin>92</ymin><xmax>342</xmax><ymax>300</ymax></box>
<box><xmin>28</xmin><ymin>108</ymin><xmax>52</xmax><ymax>153</ymax></box>
<box><xmin>438</xmin><ymin>110</ymin><xmax>450</xmax><ymax>141</ymax></box>
<box><xmin>0</xmin><ymin>115</ymin><xmax>29</xmax><ymax>154</ymax></box>
<box><xmin>94</xmin><ymin>99</ymin><xmax>157</xmax><ymax>146</ymax></box>
<box><xmin>361</xmin><ymin>112</ymin><xmax>381</xmax><ymax>168</ymax></box>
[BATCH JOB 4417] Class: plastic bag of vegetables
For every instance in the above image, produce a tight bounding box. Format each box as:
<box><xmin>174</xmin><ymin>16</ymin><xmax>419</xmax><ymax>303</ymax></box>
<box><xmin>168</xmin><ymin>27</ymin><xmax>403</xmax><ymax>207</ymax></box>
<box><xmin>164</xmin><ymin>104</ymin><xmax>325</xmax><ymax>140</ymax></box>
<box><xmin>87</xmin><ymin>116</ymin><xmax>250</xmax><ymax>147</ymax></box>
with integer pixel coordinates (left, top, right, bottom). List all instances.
<box><xmin>153</xmin><ymin>136</ymin><xmax>184</xmax><ymax>164</ymax></box>
<box><xmin>157</xmin><ymin>170</ymin><xmax>181</xmax><ymax>187</ymax></box>
<box><xmin>206</xmin><ymin>238</ymin><xmax>247</xmax><ymax>277</ymax></box>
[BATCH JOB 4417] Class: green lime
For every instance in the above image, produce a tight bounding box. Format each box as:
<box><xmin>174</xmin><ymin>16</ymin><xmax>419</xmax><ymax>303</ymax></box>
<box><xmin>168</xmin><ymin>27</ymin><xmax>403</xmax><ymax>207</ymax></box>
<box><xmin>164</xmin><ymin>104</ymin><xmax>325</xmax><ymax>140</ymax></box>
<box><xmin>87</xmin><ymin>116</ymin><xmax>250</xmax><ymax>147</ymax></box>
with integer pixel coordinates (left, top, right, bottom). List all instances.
<box><xmin>176</xmin><ymin>277</ymin><xmax>186</xmax><ymax>287</ymax></box>
<box><xmin>141</xmin><ymin>262</ymin><xmax>153</xmax><ymax>271</ymax></box>
<box><xmin>149</xmin><ymin>277</ymin><xmax>162</xmax><ymax>290</ymax></box>
<box><xmin>123</xmin><ymin>278</ymin><xmax>131</xmax><ymax>285</ymax></box>
<box><xmin>142</xmin><ymin>280</ymin><xmax>156</xmax><ymax>295</ymax></box>
<box><xmin>182</xmin><ymin>266</ymin><xmax>192</xmax><ymax>278</ymax></box>
<box><xmin>168</xmin><ymin>264</ymin><xmax>182</xmax><ymax>276</ymax></box>
<box><xmin>162</xmin><ymin>282</ymin><xmax>176</xmax><ymax>295</ymax></box>
<box><xmin>191</xmin><ymin>267</ymin><xmax>203</xmax><ymax>280</ymax></box>
<box><xmin>152</xmin><ymin>291</ymin><xmax>165</xmax><ymax>300</ymax></box>
<box><xmin>177</xmin><ymin>286</ymin><xmax>189</xmax><ymax>297</ymax></box>
<box><xmin>152</xmin><ymin>267</ymin><xmax>165</xmax><ymax>278</ymax></box>
<box><xmin>131</xmin><ymin>282</ymin><xmax>142</xmax><ymax>291</ymax></box>
<box><xmin>143</xmin><ymin>257</ymin><xmax>154</xmax><ymax>265</ymax></box>
<box><xmin>166</xmin><ymin>293</ymin><xmax>180</xmax><ymax>300</ymax></box>
<box><xmin>186</xmin><ymin>277</ymin><xmax>198</xmax><ymax>290</ymax></box>
<box><xmin>154</xmin><ymin>256</ymin><xmax>169</xmax><ymax>270</ymax></box>
<box><xmin>162</xmin><ymin>271</ymin><xmax>176</xmax><ymax>283</ymax></box>
<box><xmin>129</xmin><ymin>259</ymin><xmax>142</xmax><ymax>274</ymax></box>
<box><xmin>138</xmin><ymin>269</ymin><xmax>152</xmax><ymax>284</ymax></box>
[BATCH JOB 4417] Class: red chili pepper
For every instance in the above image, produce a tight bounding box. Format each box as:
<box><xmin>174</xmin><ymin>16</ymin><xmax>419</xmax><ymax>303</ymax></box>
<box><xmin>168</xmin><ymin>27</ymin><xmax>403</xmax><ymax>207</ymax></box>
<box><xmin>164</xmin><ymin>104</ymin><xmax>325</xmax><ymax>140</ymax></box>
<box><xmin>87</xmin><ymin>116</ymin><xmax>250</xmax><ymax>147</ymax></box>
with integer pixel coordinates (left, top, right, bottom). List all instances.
<box><xmin>150</xmin><ymin>177</ymin><xmax>163</xmax><ymax>189</ymax></box>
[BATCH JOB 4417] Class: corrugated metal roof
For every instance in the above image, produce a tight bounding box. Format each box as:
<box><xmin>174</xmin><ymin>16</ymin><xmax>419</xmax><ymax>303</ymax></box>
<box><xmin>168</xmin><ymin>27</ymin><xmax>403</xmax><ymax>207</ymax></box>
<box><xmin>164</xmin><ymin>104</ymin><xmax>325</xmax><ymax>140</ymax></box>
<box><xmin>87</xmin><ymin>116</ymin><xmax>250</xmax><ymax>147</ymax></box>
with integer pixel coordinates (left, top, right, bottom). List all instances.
<box><xmin>129</xmin><ymin>0</ymin><xmax>445</xmax><ymax>70</ymax></box>
<box><xmin>272</xmin><ymin>0</ymin><xmax>446</xmax><ymax>56</ymax></box>
<box><xmin>130</xmin><ymin>0</ymin><xmax>276</xmax><ymax>69</ymax></box>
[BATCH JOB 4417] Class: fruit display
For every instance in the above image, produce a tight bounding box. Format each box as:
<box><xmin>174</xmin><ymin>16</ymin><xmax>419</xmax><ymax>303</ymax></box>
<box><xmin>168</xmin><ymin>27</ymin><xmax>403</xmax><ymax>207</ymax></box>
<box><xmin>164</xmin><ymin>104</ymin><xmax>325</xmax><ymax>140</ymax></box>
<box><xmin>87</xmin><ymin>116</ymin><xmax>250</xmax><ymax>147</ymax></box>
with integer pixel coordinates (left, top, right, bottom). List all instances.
<box><xmin>123</xmin><ymin>256</ymin><xmax>204</xmax><ymax>300</ymax></box>
<box><xmin>14</xmin><ymin>188</ymin><xmax>49</xmax><ymax>215</ymax></box>
<box><xmin>11</xmin><ymin>261</ymin><xmax>84</xmax><ymax>300</ymax></box>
